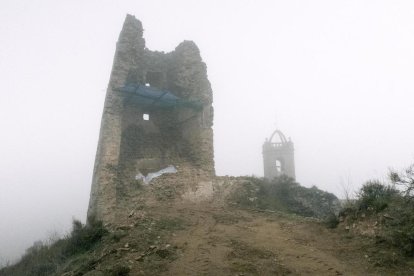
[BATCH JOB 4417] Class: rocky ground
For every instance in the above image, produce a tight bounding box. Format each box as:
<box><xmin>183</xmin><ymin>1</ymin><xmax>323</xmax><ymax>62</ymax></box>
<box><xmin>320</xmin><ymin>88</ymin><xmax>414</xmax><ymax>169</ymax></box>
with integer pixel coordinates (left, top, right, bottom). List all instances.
<box><xmin>55</xmin><ymin>198</ymin><xmax>412</xmax><ymax>276</ymax></box>
<box><xmin>3</xmin><ymin>177</ymin><xmax>414</xmax><ymax>276</ymax></box>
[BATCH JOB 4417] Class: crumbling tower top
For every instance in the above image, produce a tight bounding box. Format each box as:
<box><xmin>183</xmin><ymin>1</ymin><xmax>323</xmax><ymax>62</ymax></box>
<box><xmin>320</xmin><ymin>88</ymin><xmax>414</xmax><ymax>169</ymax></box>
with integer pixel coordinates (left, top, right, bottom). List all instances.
<box><xmin>88</xmin><ymin>15</ymin><xmax>214</xmax><ymax>222</ymax></box>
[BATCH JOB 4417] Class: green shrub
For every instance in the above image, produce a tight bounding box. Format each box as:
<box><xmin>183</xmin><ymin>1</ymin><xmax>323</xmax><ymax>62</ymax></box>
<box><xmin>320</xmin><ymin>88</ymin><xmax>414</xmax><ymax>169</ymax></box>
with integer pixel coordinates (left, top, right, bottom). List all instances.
<box><xmin>63</xmin><ymin>217</ymin><xmax>107</xmax><ymax>256</ymax></box>
<box><xmin>383</xmin><ymin>198</ymin><xmax>414</xmax><ymax>256</ymax></box>
<box><xmin>340</xmin><ymin>166</ymin><xmax>414</xmax><ymax>258</ymax></box>
<box><xmin>357</xmin><ymin>180</ymin><xmax>398</xmax><ymax>212</ymax></box>
<box><xmin>324</xmin><ymin>212</ymin><xmax>340</xmax><ymax>229</ymax></box>
<box><xmin>384</xmin><ymin>164</ymin><xmax>414</xmax><ymax>255</ymax></box>
<box><xmin>0</xmin><ymin>217</ymin><xmax>107</xmax><ymax>276</ymax></box>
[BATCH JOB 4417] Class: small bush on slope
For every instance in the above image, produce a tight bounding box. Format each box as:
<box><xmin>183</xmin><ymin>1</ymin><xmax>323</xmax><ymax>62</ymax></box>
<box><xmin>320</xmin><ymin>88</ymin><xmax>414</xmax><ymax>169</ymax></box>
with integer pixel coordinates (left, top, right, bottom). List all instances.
<box><xmin>0</xmin><ymin>217</ymin><xmax>107</xmax><ymax>276</ymax></box>
<box><xmin>340</xmin><ymin>163</ymin><xmax>414</xmax><ymax>257</ymax></box>
<box><xmin>357</xmin><ymin>180</ymin><xmax>399</xmax><ymax>213</ymax></box>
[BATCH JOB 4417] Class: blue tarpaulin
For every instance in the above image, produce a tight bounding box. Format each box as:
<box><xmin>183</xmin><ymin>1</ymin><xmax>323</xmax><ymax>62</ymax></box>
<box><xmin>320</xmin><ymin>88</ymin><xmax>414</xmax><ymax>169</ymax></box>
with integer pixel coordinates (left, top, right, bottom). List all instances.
<box><xmin>116</xmin><ymin>83</ymin><xmax>202</xmax><ymax>110</ymax></box>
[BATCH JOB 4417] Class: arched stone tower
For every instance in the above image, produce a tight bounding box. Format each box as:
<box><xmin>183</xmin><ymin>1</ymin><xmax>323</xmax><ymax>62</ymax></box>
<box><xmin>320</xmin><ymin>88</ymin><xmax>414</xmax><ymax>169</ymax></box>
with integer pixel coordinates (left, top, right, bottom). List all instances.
<box><xmin>88</xmin><ymin>15</ymin><xmax>214</xmax><ymax>222</ymax></box>
<box><xmin>262</xmin><ymin>129</ymin><xmax>295</xmax><ymax>180</ymax></box>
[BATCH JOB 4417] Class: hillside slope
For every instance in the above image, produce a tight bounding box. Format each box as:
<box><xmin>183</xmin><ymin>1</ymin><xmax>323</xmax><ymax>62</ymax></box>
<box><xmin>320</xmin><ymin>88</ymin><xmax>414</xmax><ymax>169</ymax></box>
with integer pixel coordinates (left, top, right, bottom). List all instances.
<box><xmin>117</xmin><ymin>202</ymin><xmax>411</xmax><ymax>275</ymax></box>
<box><xmin>2</xmin><ymin>177</ymin><xmax>413</xmax><ymax>275</ymax></box>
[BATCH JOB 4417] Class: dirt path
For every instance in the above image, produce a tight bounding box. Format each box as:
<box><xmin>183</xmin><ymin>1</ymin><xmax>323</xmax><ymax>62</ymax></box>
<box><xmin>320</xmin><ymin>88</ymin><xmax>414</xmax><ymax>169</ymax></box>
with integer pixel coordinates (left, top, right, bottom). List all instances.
<box><xmin>160</xmin><ymin>205</ymin><xmax>398</xmax><ymax>276</ymax></box>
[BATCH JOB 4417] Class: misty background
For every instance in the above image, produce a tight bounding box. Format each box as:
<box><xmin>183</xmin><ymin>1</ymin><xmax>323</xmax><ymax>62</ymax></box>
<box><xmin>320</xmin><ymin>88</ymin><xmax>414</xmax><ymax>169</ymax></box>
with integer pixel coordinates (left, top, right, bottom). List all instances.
<box><xmin>1</xmin><ymin>0</ymin><xmax>414</xmax><ymax>264</ymax></box>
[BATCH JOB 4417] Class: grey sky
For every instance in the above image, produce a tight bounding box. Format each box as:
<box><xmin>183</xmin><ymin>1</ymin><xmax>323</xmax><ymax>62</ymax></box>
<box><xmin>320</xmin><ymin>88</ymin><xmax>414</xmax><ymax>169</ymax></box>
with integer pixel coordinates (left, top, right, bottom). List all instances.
<box><xmin>1</xmin><ymin>0</ymin><xmax>414</xmax><ymax>264</ymax></box>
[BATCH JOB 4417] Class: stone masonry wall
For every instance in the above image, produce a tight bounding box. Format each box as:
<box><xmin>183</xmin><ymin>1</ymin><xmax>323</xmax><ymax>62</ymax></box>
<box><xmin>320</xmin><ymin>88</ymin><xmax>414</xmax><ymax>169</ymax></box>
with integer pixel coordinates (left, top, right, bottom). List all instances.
<box><xmin>88</xmin><ymin>15</ymin><xmax>214</xmax><ymax>223</ymax></box>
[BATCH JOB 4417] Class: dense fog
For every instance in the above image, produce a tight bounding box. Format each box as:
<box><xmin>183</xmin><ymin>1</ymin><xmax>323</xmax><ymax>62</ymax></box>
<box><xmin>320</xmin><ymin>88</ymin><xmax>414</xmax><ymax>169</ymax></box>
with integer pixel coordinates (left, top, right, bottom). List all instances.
<box><xmin>1</xmin><ymin>0</ymin><xmax>414</xmax><ymax>265</ymax></box>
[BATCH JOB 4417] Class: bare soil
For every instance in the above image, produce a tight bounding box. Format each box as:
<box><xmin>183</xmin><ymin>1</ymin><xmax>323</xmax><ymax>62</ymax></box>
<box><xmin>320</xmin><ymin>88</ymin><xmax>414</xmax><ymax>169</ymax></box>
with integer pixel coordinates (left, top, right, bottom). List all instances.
<box><xmin>122</xmin><ymin>202</ymin><xmax>412</xmax><ymax>276</ymax></box>
<box><xmin>53</xmin><ymin>197</ymin><xmax>413</xmax><ymax>276</ymax></box>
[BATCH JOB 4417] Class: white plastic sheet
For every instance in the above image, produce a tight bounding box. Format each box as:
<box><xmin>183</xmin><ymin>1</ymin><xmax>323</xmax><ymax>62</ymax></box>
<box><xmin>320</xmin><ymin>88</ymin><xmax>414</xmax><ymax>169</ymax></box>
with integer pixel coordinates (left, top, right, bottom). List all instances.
<box><xmin>135</xmin><ymin>165</ymin><xmax>177</xmax><ymax>185</ymax></box>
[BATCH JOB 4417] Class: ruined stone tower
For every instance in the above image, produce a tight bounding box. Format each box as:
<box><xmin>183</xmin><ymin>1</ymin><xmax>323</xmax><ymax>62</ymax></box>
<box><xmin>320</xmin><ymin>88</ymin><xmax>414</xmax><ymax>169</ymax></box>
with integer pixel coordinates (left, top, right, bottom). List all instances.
<box><xmin>88</xmin><ymin>15</ymin><xmax>214</xmax><ymax>222</ymax></box>
<box><xmin>262</xmin><ymin>129</ymin><xmax>295</xmax><ymax>180</ymax></box>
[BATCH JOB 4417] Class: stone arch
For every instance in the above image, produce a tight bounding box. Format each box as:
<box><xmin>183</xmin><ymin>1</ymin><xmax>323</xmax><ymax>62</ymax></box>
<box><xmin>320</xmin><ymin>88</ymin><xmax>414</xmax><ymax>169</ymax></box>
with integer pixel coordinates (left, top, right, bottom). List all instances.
<box><xmin>269</xmin><ymin>129</ymin><xmax>288</xmax><ymax>144</ymax></box>
<box><xmin>275</xmin><ymin>159</ymin><xmax>283</xmax><ymax>172</ymax></box>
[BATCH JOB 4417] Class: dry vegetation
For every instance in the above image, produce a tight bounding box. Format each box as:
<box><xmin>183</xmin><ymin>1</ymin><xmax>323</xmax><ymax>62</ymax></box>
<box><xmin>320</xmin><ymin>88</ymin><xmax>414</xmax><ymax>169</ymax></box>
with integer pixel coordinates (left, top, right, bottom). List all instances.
<box><xmin>2</xmin><ymin>171</ymin><xmax>414</xmax><ymax>275</ymax></box>
<box><xmin>338</xmin><ymin>164</ymin><xmax>414</xmax><ymax>262</ymax></box>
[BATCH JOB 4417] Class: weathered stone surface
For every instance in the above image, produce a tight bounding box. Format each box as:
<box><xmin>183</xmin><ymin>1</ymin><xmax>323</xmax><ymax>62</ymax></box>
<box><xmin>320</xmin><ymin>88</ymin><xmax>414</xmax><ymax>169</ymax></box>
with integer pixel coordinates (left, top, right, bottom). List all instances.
<box><xmin>88</xmin><ymin>15</ymin><xmax>215</xmax><ymax>223</ymax></box>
